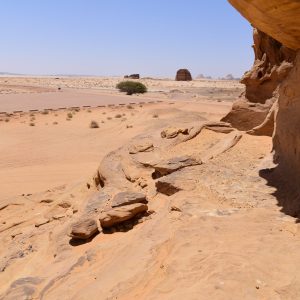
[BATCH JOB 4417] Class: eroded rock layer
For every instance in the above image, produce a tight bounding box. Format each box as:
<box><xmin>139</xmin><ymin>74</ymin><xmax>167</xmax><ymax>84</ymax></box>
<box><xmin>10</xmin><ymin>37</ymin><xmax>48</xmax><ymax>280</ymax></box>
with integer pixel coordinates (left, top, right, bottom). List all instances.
<box><xmin>222</xmin><ymin>29</ymin><xmax>296</xmax><ymax>133</ymax></box>
<box><xmin>228</xmin><ymin>0</ymin><xmax>300</xmax><ymax>50</ymax></box>
<box><xmin>227</xmin><ymin>0</ymin><xmax>300</xmax><ymax>213</ymax></box>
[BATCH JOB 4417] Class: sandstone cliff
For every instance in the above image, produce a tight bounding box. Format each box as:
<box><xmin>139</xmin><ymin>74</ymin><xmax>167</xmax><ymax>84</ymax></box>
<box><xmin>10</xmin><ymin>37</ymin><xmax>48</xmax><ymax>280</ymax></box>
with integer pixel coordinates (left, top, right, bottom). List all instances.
<box><xmin>227</xmin><ymin>0</ymin><xmax>300</xmax><ymax>213</ymax></box>
<box><xmin>222</xmin><ymin>28</ymin><xmax>296</xmax><ymax>134</ymax></box>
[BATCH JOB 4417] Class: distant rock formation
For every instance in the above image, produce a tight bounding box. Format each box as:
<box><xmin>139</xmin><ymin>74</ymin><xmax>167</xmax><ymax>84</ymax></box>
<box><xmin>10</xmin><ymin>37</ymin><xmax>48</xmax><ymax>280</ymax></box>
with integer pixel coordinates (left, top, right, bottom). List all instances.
<box><xmin>175</xmin><ymin>69</ymin><xmax>192</xmax><ymax>81</ymax></box>
<box><xmin>124</xmin><ymin>74</ymin><xmax>140</xmax><ymax>79</ymax></box>
<box><xmin>196</xmin><ymin>74</ymin><xmax>212</xmax><ymax>80</ymax></box>
<box><xmin>219</xmin><ymin>74</ymin><xmax>239</xmax><ymax>81</ymax></box>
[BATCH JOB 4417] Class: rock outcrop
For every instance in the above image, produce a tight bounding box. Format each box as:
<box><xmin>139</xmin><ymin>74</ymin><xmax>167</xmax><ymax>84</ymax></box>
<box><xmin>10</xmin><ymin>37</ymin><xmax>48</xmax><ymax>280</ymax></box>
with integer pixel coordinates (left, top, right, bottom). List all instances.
<box><xmin>175</xmin><ymin>69</ymin><xmax>192</xmax><ymax>81</ymax></box>
<box><xmin>99</xmin><ymin>203</ymin><xmax>148</xmax><ymax>228</ymax></box>
<box><xmin>222</xmin><ymin>28</ymin><xmax>296</xmax><ymax>134</ymax></box>
<box><xmin>70</xmin><ymin>218</ymin><xmax>99</xmax><ymax>240</ymax></box>
<box><xmin>227</xmin><ymin>0</ymin><xmax>300</xmax><ymax>214</ymax></box>
<box><xmin>228</xmin><ymin>0</ymin><xmax>300</xmax><ymax>50</ymax></box>
<box><xmin>111</xmin><ymin>192</ymin><xmax>147</xmax><ymax>208</ymax></box>
<box><xmin>161</xmin><ymin>126</ymin><xmax>189</xmax><ymax>139</ymax></box>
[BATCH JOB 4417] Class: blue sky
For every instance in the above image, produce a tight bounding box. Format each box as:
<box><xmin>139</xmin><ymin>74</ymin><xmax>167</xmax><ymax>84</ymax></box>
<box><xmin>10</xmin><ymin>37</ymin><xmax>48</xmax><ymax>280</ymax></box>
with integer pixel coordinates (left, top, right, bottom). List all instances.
<box><xmin>0</xmin><ymin>0</ymin><xmax>253</xmax><ymax>77</ymax></box>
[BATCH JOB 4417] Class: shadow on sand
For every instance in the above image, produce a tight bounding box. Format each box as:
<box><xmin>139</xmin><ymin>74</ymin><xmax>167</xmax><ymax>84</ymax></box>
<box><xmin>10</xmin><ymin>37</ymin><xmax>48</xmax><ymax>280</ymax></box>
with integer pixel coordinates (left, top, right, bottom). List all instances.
<box><xmin>259</xmin><ymin>165</ymin><xmax>300</xmax><ymax>222</ymax></box>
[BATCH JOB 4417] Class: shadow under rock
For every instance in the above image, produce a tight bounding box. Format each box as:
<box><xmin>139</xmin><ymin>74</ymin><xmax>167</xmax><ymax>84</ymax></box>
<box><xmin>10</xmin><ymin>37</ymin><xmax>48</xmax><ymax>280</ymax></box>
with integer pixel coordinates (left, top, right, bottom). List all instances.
<box><xmin>259</xmin><ymin>165</ymin><xmax>300</xmax><ymax>222</ymax></box>
<box><xmin>69</xmin><ymin>233</ymin><xmax>98</xmax><ymax>247</ymax></box>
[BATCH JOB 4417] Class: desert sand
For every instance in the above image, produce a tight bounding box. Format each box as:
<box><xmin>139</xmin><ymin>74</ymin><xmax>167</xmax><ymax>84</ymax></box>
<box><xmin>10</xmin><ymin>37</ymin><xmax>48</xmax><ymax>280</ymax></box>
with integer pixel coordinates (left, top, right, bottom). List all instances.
<box><xmin>1</xmin><ymin>75</ymin><xmax>300</xmax><ymax>300</ymax></box>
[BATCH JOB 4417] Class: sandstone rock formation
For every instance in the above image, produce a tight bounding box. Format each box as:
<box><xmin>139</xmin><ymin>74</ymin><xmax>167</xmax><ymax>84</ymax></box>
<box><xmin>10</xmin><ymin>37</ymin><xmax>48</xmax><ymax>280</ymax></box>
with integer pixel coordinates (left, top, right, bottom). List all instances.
<box><xmin>175</xmin><ymin>69</ymin><xmax>192</xmax><ymax>81</ymax></box>
<box><xmin>222</xmin><ymin>28</ymin><xmax>296</xmax><ymax>134</ymax></box>
<box><xmin>128</xmin><ymin>141</ymin><xmax>154</xmax><ymax>154</ymax></box>
<box><xmin>70</xmin><ymin>218</ymin><xmax>99</xmax><ymax>240</ymax></box>
<box><xmin>228</xmin><ymin>0</ymin><xmax>300</xmax><ymax>50</ymax></box>
<box><xmin>99</xmin><ymin>203</ymin><xmax>148</xmax><ymax>228</ymax></box>
<box><xmin>227</xmin><ymin>0</ymin><xmax>300</xmax><ymax>214</ymax></box>
<box><xmin>111</xmin><ymin>192</ymin><xmax>147</xmax><ymax>208</ymax></box>
<box><xmin>151</xmin><ymin>155</ymin><xmax>202</xmax><ymax>178</ymax></box>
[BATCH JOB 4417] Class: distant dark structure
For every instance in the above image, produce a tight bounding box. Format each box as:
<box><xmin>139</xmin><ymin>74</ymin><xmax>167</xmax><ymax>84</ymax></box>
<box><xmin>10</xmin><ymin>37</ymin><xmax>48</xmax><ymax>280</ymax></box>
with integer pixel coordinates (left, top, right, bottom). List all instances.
<box><xmin>175</xmin><ymin>69</ymin><xmax>192</xmax><ymax>81</ymax></box>
<box><xmin>124</xmin><ymin>74</ymin><xmax>140</xmax><ymax>79</ymax></box>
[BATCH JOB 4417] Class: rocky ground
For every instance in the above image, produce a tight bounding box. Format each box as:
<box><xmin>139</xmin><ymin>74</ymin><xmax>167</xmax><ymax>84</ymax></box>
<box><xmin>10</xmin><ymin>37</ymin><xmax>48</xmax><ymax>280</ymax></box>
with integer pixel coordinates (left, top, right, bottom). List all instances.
<box><xmin>1</xmin><ymin>78</ymin><xmax>300</xmax><ymax>299</ymax></box>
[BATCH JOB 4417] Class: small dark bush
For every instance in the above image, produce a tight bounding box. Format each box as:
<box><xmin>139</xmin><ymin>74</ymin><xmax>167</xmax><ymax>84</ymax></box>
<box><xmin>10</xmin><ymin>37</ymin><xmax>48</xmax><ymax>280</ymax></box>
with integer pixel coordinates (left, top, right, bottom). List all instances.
<box><xmin>116</xmin><ymin>81</ymin><xmax>147</xmax><ymax>95</ymax></box>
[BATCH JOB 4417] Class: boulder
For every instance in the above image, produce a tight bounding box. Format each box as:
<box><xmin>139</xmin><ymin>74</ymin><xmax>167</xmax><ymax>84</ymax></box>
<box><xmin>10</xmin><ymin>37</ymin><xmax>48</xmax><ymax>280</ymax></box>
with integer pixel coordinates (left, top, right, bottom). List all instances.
<box><xmin>111</xmin><ymin>192</ymin><xmax>147</xmax><ymax>208</ymax></box>
<box><xmin>161</xmin><ymin>126</ymin><xmax>189</xmax><ymax>139</ymax></box>
<box><xmin>99</xmin><ymin>203</ymin><xmax>148</xmax><ymax>228</ymax></box>
<box><xmin>70</xmin><ymin>218</ymin><xmax>99</xmax><ymax>240</ymax></box>
<box><xmin>176</xmin><ymin>69</ymin><xmax>192</xmax><ymax>81</ymax></box>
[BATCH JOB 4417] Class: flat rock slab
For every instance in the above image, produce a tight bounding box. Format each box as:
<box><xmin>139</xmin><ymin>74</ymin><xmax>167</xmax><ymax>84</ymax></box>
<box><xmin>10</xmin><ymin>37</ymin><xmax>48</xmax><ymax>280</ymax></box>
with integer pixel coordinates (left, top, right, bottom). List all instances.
<box><xmin>99</xmin><ymin>203</ymin><xmax>148</xmax><ymax>228</ymax></box>
<box><xmin>70</xmin><ymin>218</ymin><xmax>99</xmax><ymax>240</ymax></box>
<box><xmin>153</xmin><ymin>155</ymin><xmax>202</xmax><ymax>177</ymax></box>
<box><xmin>128</xmin><ymin>141</ymin><xmax>154</xmax><ymax>154</ymax></box>
<box><xmin>111</xmin><ymin>192</ymin><xmax>148</xmax><ymax>208</ymax></box>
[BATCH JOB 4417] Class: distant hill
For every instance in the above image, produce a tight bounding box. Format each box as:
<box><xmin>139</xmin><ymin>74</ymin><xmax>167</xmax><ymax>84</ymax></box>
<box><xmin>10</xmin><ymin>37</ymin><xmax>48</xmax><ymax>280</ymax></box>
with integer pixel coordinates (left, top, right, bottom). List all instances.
<box><xmin>0</xmin><ymin>72</ymin><xmax>24</xmax><ymax>76</ymax></box>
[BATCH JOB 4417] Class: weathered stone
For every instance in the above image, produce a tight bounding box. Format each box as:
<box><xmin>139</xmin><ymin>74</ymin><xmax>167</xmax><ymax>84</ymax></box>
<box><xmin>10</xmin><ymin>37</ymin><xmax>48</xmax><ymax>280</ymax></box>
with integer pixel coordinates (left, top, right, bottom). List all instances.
<box><xmin>85</xmin><ymin>192</ymin><xmax>110</xmax><ymax>215</ymax></box>
<box><xmin>128</xmin><ymin>141</ymin><xmax>154</xmax><ymax>154</ymax></box>
<box><xmin>222</xmin><ymin>28</ymin><xmax>296</xmax><ymax>133</ymax></box>
<box><xmin>228</xmin><ymin>0</ymin><xmax>300</xmax><ymax>50</ymax></box>
<box><xmin>152</xmin><ymin>155</ymin><xmax>202</xmax><ymax>178</ymax></box>
<box><xmin>161</xmin><ymin>127</ymin><xmax>189</xmax><ymax>139</ymax></box>
<box><xmin>111</xmin><ymin>192</ymin><xmax>147</xmax><ymax>208</ymax></box>
<box><xmin>99</xmin><ymin>203</ymin><xmax>148</xmax><ymax>228</ymax></box>
<box><xmin>70</xmin><ymin>218</ymin><xmax>99</xmax><ymax>240</ymax></box>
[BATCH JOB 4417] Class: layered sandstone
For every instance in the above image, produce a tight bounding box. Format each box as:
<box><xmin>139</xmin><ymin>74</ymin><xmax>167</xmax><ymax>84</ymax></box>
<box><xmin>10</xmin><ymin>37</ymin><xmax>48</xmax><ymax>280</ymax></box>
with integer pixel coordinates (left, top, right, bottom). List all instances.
<box><xmin>228</xmin><ymin>0</ymin><xmax>300</xmax><ymax>50</ymax></box>
<box><xmin>227</xmin><ymin>0</ymin><xmax>300</xmax><ymax>213</ymax></box>
<box><xmin>222</xmin><ymin>29</ymin><xmax>296</xmax><ymax>134</ymax></box>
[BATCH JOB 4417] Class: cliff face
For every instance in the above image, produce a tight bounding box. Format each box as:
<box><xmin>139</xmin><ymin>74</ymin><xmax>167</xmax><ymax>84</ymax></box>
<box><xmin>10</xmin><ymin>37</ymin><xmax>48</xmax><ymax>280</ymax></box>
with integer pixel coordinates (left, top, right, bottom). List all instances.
<box><xmin>222</xmin><ymin>29</ymin><xmax>296</xmax><ymax>133</ymax></box>
<box><xmin>228</xmin><ymin>0</ymin><xmax>300</xmax><ymax>213</ymax></box>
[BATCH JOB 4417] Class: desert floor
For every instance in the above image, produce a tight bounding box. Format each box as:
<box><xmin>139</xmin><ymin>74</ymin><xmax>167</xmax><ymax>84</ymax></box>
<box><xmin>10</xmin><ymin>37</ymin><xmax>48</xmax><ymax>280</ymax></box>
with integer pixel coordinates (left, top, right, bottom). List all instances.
<box><xmin>1</xmin><ymin>77</ymin><xmax>300</xmax><ymax>300</ymax></box>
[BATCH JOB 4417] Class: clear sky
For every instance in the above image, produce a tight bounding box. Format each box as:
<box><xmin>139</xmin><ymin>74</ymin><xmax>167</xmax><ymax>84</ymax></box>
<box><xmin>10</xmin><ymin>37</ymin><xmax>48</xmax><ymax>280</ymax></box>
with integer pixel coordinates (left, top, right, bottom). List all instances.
<box><xmin>0</xmin><ymin>0</ymin><xmax>253</xmax><ymax>78</ymax></box>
